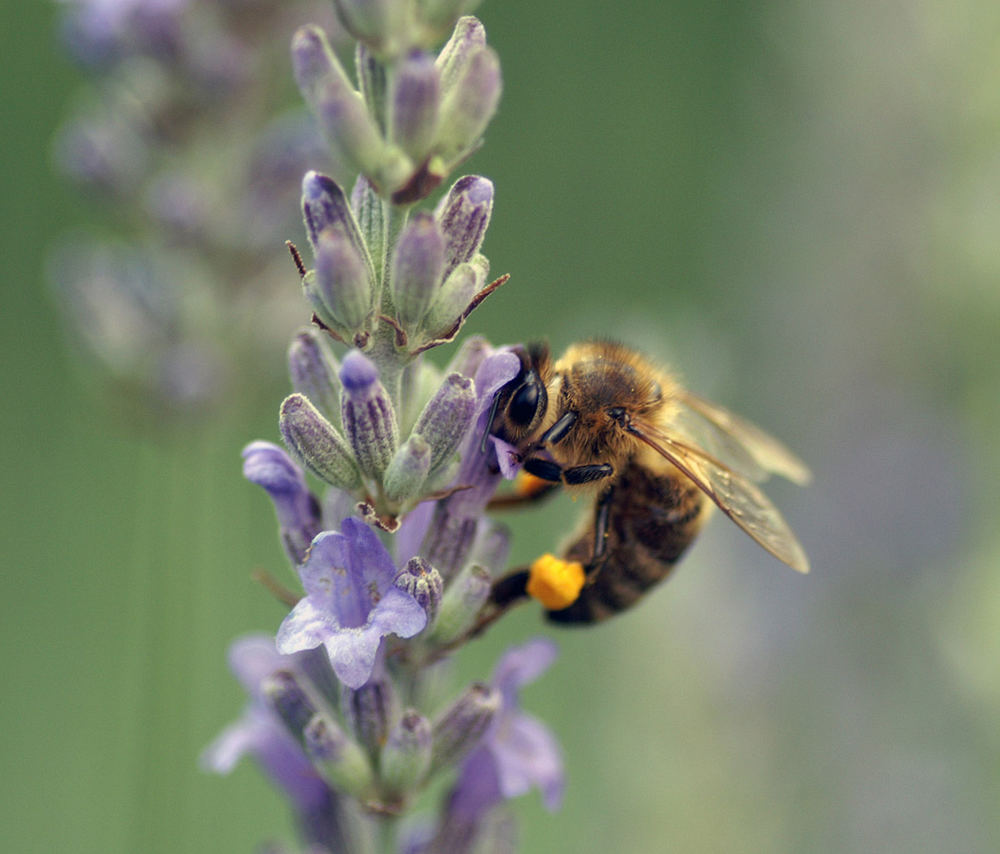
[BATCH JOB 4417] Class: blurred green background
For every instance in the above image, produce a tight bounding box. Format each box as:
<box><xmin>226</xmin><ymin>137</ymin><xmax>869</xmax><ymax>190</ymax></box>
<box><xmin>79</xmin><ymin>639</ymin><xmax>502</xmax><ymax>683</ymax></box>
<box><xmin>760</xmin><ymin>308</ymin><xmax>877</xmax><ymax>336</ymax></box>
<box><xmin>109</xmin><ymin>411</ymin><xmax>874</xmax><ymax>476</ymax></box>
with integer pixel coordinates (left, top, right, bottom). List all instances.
<box><xmin>4</xmin><ymin>1</ymin><xmax>1000</xmax><ymax>852</ymax></box>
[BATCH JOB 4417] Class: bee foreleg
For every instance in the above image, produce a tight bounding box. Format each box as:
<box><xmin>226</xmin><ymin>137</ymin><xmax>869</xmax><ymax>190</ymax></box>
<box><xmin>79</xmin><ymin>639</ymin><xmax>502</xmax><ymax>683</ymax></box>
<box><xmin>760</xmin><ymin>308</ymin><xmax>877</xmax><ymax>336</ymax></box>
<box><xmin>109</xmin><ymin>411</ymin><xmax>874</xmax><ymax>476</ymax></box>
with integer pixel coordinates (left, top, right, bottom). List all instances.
<box><xmin>522</xmin><ymin>457</ymin><xmax>563</xmax><ymax>482</ymax></box>
<box><xmin>563</xmin><ymin>463</ymin><xmax>614</xmax><ymax>485</ymax></box>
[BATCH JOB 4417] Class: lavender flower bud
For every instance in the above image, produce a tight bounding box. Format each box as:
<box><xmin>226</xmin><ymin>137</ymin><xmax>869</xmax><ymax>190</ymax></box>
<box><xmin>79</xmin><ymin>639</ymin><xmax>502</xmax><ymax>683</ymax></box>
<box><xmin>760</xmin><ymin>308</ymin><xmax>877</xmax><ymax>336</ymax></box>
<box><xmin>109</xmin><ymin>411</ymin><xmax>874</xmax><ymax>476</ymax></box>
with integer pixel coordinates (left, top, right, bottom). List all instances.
<box><xmin>340</xmin><ymin>351</ymin><xmax>399</xmax><ymax>479</ymax></box>
<box><xmin>435</xmin><ymin>16</ymin><xmax>486</xmax><ymax>93</ymax></box>
<box><xmin>390</xmin><ymin>212</ymin><xmax>445</xmax><ymax>332</ymax></box>
<box><xmin>422</xmin><ymin>258</ymin><xmax>485</xmax><ymax>337</ymax></box>
<box><xmin>341</xmin><ymin>674</ymin><xmax>398</xmax><ymax>756</ymax></box>
<box><xmin>288</xmin><ymin>329</ymin><xmax>341</xmax><ymax>423</ymax></box>
<box><xmin>435</xmin><ymin>19</ymin><xmax>500</xmax><ymax>164</ymax></box>
<box><xmin>388</xmin><ymin>51</ymin><xmax>441</xmax><ymax>162</ymax></box>
<box><xmin>429</xmin><ymin>682</ymin><xmax>499</xmax><ymax>775</ymax></box>
<box><xmin>279</xmin><ymin>394</ymin><xmax>362</xmax><ymax>490</ymax></box>
<box><xmin>413</xmin><ymin>372</ymin><xmax>476</xmax><ymax>475</ymax></box>
<box><xmin>380</xmin><ymin>710</ymin><xmax>432</xmax><ymax>796</ymax></box>
<box><xmin>435</xmin><ymin>175</ymin><xmax>493</xmax><ymax>279</ymax></box>
<box><xmin>310</xmin><ymin>226</ymin><xmax>376</xmax><ymax>335</ymax></box>
<box><xmin>394</xmin><ymin>557</ymin><xmax>444</xmax><ymax>625</ymax></box>
<box><xmin>303</xmin><ymin>713</ymin><xmax>375</xmax><ymax>798</ymax></box>
<box><xmin>242</xmin><ymin>441</ymin><xmax>322</xmax><ymax>566</ymax></box>
<box><xmin>292</xmin><ymin>25</ymin><xmax>410</xmax><ymax>191</ymax></box>
<box><xmin>263</xmin><ymin>670</ymin><xmax>319</xmax><ymax>738</ymax></box>
<box><xmin>428</xmin><ymin>563</ymin><xmax>491</xmax><ymax>645</ymax></box>
<box><xmin>384</xmin><ymin>435</ymin><xmax>432</xmax><ymax>503</ymax></box>
<box><xmin>351</xmin><ymin>176</ymin><xmax>386</xmax><ymax>282</ymax></box>
<box><xmin>437</xmin><ymin>45</ymin><xmax>501</xmax><ymax>163</ymax></box>
<box><xmin>301</xmin><ymin>172</ymin><xmax>371</xmax><ymax>266</ymax></box>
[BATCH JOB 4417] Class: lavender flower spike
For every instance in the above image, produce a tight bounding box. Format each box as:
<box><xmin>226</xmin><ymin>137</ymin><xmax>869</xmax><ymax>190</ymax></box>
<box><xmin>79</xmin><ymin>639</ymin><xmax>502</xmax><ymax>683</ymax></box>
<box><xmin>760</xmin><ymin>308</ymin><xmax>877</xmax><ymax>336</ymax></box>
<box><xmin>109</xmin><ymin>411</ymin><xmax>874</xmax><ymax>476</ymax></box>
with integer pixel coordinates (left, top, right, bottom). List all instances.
<box><xmin>242</xmin><ymin>441</ymin><xmax>322</xmax><ymax>566</ymax></box>
<box><xmin>276</xmin><ymin>518</ymin><xmax>427</xmax><ymax>688</ymax></box>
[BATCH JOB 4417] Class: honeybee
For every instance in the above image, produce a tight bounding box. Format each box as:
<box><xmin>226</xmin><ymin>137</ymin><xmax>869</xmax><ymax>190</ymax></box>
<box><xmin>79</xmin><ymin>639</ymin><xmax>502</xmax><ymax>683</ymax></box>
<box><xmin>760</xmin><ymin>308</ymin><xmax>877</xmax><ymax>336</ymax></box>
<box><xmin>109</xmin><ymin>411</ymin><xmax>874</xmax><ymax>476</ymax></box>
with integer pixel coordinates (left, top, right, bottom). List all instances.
<box><xmin>485</xmin><ymin>340</ymin><xmax>811</xmax><ymax>624</ymax></box>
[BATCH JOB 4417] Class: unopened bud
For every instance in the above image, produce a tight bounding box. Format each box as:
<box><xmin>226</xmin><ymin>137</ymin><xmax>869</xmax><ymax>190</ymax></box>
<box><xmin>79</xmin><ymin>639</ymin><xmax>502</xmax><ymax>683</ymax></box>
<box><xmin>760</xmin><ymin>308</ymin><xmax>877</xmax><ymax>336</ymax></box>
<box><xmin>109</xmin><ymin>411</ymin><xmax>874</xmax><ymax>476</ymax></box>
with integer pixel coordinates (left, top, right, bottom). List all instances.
<box><xmin>388</xmin><ymin>51</ymin><xmax>440</xmax><ymax>162</ymax></box>
<box><xmin>380</xmin><ymin>710</ymin><xmax>432</xmax><ymax>796</ymax></box>
<box><xmin>384</xmin><ymin>435</ymin><xmax>432</xmax><ymax>503</ymax></box>
<box><xmin>301</xmin><ymin>171</ymin><xmax>371</xmax><ymax>265</ymax></box>
<box><xmin>435</xmin><ymin>19</ymin><xmax>500</xmax><ymax>163</ymax></box>
<box><xmin>288</xmin><ymin>328</ymin><xmax>341</xmax><ymax>423</ymax></box>
<box><xmin>339</xmin><ymin>351</ymin><xmax>399</xmax><ymax>479</ymax></box>
<box><xmin>279</xmin><ymin>393</ymin><xmax>362</xmax><ymax>490</ymax></box>
<box><xmin>390</xmin><ymin>212</ymin><xmax>445</xmax><ymax>332</ymax></box>
<box><xmin>429</xmin><ymin>682</ymin><xmax>499</xmax><ymax>774</ymax></box>
<box><xmin>263</xmin><ymin>670</ymin><xmax>318</xmax><ymax>738</ymax></box>
<box><xmin>303</xmin><ymin>713</ymin><xmax>375</xmax><ymax>798</ymax></box>
<box><xmin>435</xmin><ymin>175</ymin><xmax>493</xmax><ymax>279</ymax></box>
<box><xmin>429</xmin><ymin>563</ymin><xmax>491</xmax><ymax>644</ymax></box>
<box><xmin>422</xmin><ymin>258</ymin><xmax>484</xmax><ymax>337</ymax></box>
<box><xmin>310</xmin><ymin>226</ymin><xmax>375</xmax><ymax>334</ymax></box>
<box><xmin>435</xmin><ymin>16</ymin><xmax>486</xmax><ymax>93</ymax></box>
<box><xmin>413</xmin><ymin>372</ymin><xmax>476</xmax><ymax>475</ymax></box>
<box><xmin>293</xmin><ymin>25</ymin><xmax>410</xmax><ymax>190</ymax></box>
<box><xmin>394</xmin><ymin>557</ymin><xmax>444</xmax><ymax>626</ymax></box>
<box><xmin>341</xmin><ymin>675</ymin><xmax>398</xmax><ymax>756</ymax></box>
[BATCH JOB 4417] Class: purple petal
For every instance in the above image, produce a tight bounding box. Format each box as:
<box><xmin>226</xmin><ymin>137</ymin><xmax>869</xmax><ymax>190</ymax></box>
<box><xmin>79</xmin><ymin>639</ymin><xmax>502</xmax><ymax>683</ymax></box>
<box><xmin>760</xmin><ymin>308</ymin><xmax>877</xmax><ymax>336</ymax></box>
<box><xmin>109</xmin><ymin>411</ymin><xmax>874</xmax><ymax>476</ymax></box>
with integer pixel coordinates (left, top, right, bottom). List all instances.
<box><xmin>492</xmin><ymin>713</ymin><xmax>564</xmax><ymax>810</ymax></box>
<box><xmin>369</xmin><ymin>588</ymin><xmax>428</xmax><ymax>639</ymax></box>
<box><xmin>201</xmin><ymin>703</ymin><xmax>328</xmax><ymax>811</ymax></box>
<box><xmin>228</xmin><ymin>633</ymin><xmax>288</xmax><ymax>697</ymax></box>
<box><xmin>275</xmin><ymin>597</ymin><xmax>338</xmax><ymax>655</ymax></box>
<box><xmin>321</xmin><ymin>624</ymin><xmax>386</xmax><ymax>689</ymax></box>
<box><xmin>492</xmin><ymin>638</ymin><xmax>558</xmax><ymax>699</ymax></box>
<box><xmin>450</xmin><ymin>746</ymin><xmax>504</xmax><ymax>818</ymax></box>
<box><xmin>489</xmin><ymin>436</ymin><xmax>521</xmax><ymax>480</ymax></box>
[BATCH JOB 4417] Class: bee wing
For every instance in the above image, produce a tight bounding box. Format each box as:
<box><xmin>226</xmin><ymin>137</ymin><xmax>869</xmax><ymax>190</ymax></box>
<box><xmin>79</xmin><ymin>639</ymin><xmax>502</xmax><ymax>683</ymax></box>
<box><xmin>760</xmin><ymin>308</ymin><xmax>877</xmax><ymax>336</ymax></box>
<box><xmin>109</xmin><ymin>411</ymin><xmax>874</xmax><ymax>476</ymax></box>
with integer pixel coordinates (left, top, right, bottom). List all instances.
<box><xmin>629</xmin><ymin>421</ymin><xmax>811</xmax><ymax>574</ymax></box>
<box><xmin>675</xmin><ymin>390</ymin><xmax>813</xmax><ymax>486</ymax></box>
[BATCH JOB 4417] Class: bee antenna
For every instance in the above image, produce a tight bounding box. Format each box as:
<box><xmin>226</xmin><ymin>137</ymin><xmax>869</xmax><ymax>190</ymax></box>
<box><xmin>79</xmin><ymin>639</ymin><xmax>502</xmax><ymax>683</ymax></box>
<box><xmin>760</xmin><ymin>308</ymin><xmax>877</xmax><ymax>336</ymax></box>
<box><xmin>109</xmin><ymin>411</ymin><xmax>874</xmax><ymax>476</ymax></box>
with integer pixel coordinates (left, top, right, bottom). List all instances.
<box><xmin>480</xmin><ymin>391</ymin><xmax>504</xmax><ymax>453</ymax></box>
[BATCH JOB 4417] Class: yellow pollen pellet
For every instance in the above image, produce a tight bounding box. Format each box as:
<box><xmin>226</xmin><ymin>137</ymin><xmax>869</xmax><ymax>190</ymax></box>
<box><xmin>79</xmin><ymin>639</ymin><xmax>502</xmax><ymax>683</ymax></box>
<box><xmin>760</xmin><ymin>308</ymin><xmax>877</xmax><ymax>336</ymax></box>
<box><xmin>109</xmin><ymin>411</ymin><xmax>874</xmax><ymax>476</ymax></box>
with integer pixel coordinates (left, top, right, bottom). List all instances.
<box><xmin>515</xmin><ymin>471</ymin><xmax>551</xmax><ymax>497</ymax></box>
<box><xmin>526</xmin><ymin>554</ymin><xmax>585</xmax><ymax>610</ymax></box>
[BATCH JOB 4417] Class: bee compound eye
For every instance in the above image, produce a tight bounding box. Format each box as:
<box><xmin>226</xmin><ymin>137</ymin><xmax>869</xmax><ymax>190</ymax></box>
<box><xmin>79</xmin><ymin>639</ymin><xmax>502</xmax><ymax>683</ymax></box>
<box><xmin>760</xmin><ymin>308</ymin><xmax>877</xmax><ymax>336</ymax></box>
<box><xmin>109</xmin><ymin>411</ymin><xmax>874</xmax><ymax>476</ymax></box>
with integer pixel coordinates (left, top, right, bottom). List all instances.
<box><xmin>507</xmin><ymin>380</ymin><xmax>543</xmax><ymax>427</ymax></box>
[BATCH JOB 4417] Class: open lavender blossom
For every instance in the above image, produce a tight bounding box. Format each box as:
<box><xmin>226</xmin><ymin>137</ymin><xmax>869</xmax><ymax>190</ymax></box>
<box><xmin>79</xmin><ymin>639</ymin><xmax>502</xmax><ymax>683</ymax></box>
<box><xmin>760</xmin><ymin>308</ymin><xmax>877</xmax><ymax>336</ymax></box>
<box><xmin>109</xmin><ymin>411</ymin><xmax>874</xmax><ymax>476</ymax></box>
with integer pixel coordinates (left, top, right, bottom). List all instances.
<box><xmin>276</xmin><ymin>518</ymin><xmax>427</xmax><ymax>688</ymax></box>
<box><xmin>200</xmin><ymin>635</ymin><xmax>333</xmax><ymax>819</ymax></box>
<box><xmin>451</xmin><ymin>639</ymin><xmax>564</xmax><ymax>817</ymax></box>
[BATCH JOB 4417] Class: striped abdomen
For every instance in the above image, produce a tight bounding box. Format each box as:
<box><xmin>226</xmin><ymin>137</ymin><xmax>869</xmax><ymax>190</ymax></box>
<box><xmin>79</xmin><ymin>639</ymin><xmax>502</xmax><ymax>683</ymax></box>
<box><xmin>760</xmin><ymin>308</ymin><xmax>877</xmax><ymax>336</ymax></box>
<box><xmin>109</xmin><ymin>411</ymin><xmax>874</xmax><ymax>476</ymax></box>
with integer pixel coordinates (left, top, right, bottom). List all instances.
<box><xmin>546</xmin><ymin>458</ymin><xmax>707</xmax><ymax>624</ymax></box>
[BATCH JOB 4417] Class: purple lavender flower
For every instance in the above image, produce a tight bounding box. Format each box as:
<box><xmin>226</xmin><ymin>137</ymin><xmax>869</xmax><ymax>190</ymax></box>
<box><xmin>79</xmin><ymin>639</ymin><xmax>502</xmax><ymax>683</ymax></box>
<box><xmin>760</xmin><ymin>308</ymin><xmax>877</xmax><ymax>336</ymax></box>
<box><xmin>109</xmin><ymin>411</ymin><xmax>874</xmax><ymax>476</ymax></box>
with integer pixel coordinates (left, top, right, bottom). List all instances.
<box><xmin>201</xmin><ymin>635</ymin><xmax>330</xmax><ymax>814</ymax></box>
<box><xmin>450</xmin><ymin>639</ymin><xmax>564</xmax><ymax>817</ymax></box>
<box><xmin>276</xmin><ymin>517</ymin><xmax>427</xmax><ymax>688</ymax></box>
<box><xmin>242</xmin><ymin>441</ymin><xmax>322</xmax><ymax>565</ymax></box>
